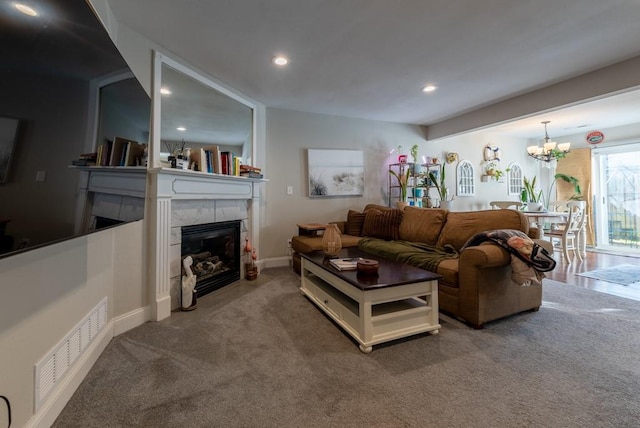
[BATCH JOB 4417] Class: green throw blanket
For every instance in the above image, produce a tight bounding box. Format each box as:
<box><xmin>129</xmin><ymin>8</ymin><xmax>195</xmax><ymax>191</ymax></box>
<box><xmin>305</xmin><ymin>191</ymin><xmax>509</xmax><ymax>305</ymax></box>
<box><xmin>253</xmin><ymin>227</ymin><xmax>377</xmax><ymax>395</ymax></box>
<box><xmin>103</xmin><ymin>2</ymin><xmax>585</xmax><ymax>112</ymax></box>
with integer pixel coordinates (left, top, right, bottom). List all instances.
<box><xmin>357</xmin><ymin>237</ymin><xmax>458</xmax><ymax>272</ymax></box>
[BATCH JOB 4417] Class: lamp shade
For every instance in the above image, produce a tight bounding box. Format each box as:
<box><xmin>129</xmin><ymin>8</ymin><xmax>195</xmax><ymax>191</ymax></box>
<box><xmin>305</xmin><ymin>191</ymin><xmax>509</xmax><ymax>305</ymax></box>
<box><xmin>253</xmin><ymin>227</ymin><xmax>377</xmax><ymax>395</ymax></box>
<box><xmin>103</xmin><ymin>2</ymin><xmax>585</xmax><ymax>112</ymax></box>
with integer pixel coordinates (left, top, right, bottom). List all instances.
<box><xmin>543</xmin><ymin>141</ymin><xmax>557</xmax><ymax>153</ymax></box>
<box><xmin>558</xmin><ymin>142</ymin><xmax>571</xmax><ymax>151</ymax></box>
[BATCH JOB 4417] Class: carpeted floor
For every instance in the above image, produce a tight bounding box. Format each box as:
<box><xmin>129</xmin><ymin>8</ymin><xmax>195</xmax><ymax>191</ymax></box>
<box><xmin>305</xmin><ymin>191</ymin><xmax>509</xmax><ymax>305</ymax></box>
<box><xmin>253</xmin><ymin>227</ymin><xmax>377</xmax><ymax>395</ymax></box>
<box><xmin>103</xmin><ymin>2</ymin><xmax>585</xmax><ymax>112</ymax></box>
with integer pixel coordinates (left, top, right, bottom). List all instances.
<box><xmin>577</xmin><ymin>264</ymin><xmax>640</xmax><ymax>286</ymax></box>
<box><xmin>53</xmin><ymin>267</ymin><xmax>640</xmax><ymax>427</ymax></box>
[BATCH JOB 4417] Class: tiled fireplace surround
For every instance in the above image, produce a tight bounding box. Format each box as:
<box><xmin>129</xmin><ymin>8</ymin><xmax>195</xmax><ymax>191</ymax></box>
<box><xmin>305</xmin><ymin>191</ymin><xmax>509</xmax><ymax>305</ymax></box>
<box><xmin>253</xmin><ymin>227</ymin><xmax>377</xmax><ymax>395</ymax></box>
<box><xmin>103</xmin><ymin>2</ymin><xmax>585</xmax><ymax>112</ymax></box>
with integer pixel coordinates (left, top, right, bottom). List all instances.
<box><xmin>149</xmin><ymin>168</ymin><xmax>261</xmax><ymax>320</ymax></box>
<box><xmin>168</xmin><ymin>199</ymin><xmax>247</xmax><ymax>310</ymax></box>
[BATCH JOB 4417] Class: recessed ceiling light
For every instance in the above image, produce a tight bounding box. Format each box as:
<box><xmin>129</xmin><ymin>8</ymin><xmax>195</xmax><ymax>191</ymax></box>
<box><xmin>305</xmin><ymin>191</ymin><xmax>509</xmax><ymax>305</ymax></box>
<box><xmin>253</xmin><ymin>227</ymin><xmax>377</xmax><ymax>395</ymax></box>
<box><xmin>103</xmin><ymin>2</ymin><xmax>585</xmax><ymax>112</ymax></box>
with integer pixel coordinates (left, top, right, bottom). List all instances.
<box><xmin>176</xmin><ymin>127</ymin><xmax>186</xmax><ymax>131</ymax></box>
<box><xmin>421</xmin><ymin>85</ymin><xmax>437</xmax><ymax>93</ymax></box>
<box><xmin>14</xmin><ymin>3</ymin><xmax>38</xmax><ymax>16</ymax></box>
<box><xmin>272</xmin><ymin>56</ymin><xmax>289</xmax><ymax>66</ymax></box>
<box><xmin>160</xmin><ymin>87</ymin><xmax>172</xmax><ymax>95</ymax></box>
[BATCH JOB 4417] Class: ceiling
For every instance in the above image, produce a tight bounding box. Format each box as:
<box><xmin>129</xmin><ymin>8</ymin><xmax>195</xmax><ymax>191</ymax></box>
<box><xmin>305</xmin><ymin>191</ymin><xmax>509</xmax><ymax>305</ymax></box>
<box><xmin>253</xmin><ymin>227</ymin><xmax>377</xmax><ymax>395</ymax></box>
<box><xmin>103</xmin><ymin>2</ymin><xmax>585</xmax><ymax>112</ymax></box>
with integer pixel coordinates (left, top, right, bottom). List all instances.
<box><xmin>105</xmin><ymin>0</ymin><xmax>640</xmax><ymax>140</ymax></box>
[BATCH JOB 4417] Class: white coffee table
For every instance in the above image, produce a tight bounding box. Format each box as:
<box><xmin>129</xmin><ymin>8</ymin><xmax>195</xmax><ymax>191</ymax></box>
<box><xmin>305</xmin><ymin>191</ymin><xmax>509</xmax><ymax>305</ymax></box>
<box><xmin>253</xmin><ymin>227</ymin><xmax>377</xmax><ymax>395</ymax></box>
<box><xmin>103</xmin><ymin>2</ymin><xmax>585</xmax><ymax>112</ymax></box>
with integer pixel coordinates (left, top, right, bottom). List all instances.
<box><xmin>300</xmin><ymin>249</ymin><xmax>441</xmax><ymax>353</ymax></box>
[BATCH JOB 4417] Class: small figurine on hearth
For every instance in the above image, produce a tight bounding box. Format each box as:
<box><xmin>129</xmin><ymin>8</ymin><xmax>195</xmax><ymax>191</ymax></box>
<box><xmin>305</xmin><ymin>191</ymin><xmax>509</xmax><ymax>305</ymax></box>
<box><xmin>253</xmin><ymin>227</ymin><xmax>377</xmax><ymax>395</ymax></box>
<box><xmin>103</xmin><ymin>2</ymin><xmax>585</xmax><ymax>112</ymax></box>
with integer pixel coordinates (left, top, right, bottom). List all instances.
<box><xmin>181</xmin><ymin>256</ymin><xmax>197</xmax><ymax>311</ymax></box>
<box><xmin>244</xmin><ymin>238</ymin><xmax>258</xmax><ymax>280</ymax></box>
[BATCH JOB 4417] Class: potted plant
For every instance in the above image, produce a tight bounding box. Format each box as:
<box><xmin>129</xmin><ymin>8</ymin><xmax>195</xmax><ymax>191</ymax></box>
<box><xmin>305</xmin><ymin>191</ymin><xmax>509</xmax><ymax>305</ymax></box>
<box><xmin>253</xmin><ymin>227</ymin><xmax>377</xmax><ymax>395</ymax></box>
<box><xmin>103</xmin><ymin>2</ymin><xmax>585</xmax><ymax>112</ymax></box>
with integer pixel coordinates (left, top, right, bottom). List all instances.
<box><xmin>485</xmin><ymin>161</ymin><xmax>504</xmax><ymax>181</ymax></box>
<box><xmin>543</xmin><ymin>173</ymin><xmax>582</xmax><ymax>210</ymax></box>
<box><xmin>522</xmin><ymin>176</ymin><xmax>543</xmax><ymax>211</ymax></box>
<box><xmin>389</xmin><ymin>166</ymin><xmax>411</xmax><ymax>207</ymax></box>
<box><xmin>410</xmin><ymin>144</ymin><xmax>419</xmax><ymax>164</ymax></box>
<box><xmin>428</xmin><ymin>163</ymin><xmax>452</xmax><ymax>208</ymax></box>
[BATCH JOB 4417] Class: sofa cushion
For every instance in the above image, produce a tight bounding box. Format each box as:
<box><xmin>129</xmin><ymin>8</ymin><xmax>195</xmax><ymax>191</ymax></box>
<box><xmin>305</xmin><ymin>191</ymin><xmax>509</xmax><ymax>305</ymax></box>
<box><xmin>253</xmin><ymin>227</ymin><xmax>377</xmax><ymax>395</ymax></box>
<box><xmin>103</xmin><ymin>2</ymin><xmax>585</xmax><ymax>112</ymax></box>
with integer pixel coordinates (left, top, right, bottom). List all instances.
<box><xmin>362</xmin><ymin>209</ymin><xmax>402</xmax><ymax>240</ymax></box>
<box><xmin>436</xmin><ymin>209</ymin><xmax>529</xmax><ymax>251</ymax></box>
<box><xmin>346</xmin><ymin>210</ymin><xmax>366</xmax><ymax>236</ymax></box>
<box><xmin>436</xmin><ymin>258</ymin><xmax>459</xmax><ymax>287</ymax></box>
<box><xmin>399</xmin><ymin>207</ymin><xmax>447</xmax><ymax>245</ymax></box>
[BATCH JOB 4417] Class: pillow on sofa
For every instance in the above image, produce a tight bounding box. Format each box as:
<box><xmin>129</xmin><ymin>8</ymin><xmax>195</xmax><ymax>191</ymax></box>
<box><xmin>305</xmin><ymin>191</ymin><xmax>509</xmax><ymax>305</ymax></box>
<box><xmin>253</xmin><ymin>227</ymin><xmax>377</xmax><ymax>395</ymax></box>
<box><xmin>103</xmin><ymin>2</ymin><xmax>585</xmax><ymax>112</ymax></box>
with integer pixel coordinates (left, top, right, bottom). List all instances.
<box><xmin>362</xmin><ymin>208</ymin><xmax>402</xmax><ymax>240</ymax></box>
<box><xmin>399</xmin><ymin>207</ymin><xmax>447</xmax><ymax>245</ymax></box>
<box><xmin>346</xmin><ymin>210</ymin><xmax>366</xmax><ymax>236</ymax></box>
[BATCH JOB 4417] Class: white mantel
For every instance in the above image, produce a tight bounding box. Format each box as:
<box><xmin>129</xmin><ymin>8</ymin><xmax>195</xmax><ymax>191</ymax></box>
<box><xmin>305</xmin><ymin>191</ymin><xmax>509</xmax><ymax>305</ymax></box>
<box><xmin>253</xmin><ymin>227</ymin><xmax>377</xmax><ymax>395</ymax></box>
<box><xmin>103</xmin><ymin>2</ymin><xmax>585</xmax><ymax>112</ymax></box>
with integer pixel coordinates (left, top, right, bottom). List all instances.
<box><xmin>147</xmin><ymin>167</ymin><xmax>265</xmax><ymax>320</ymax></box>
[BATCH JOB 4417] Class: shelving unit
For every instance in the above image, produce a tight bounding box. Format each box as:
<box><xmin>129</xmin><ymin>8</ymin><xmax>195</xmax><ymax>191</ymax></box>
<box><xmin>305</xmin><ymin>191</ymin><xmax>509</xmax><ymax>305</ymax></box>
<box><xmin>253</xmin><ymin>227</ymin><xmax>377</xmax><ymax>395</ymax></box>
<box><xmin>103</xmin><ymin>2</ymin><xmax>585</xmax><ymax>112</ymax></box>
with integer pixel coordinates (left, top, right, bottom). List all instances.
<box><xmin>388</xmin><ymin>162</ymin><xmax>440</xmax><ymax>207</ymax></box>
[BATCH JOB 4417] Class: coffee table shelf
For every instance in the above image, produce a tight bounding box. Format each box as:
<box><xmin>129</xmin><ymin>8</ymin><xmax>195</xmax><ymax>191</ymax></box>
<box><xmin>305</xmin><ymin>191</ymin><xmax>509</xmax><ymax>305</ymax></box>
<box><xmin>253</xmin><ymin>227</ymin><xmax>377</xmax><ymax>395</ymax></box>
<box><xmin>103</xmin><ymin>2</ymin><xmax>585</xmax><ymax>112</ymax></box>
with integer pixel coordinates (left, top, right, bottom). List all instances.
<box><xmin>300</xmin><ymin>250</ymin><xmax>440</xmax><ymax>353</ymax></box>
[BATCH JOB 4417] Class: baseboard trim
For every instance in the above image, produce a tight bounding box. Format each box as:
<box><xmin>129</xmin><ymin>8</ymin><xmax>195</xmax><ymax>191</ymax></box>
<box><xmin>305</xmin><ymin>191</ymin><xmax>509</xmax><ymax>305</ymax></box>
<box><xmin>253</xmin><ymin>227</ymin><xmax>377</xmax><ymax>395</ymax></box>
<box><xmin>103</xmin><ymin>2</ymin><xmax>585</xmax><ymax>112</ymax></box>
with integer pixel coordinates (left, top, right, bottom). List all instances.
<box><xmin>26</xmin><ymin>321</ymin><xmax>113</xmax><ymax>428</ymax></box>
<box><xmin>260</xmin><ymin>256</ymin><xmax>291</xmax><ymax>269</ymax></box>
<box><xmin>155</xmin><ymin>294</ymin><xmax>172</xmax><ymax>321</ymax></box>
<box><xmin>113</xmin><ymin>306</ymin><xmax>150</xmax><ymax>336</ymax></box>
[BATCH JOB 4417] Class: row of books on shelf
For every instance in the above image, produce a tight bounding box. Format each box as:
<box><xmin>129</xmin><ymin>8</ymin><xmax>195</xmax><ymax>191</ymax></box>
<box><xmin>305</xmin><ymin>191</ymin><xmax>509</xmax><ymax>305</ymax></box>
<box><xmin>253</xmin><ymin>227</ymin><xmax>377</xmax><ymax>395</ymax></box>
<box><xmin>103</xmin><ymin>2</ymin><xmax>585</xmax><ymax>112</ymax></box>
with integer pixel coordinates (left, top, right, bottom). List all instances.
<box><xmin>74</xmin><ymin>137</ymin><xmax>146</xmax><ymax>167</ymax></box>
<box><xmin>190</xmin><ymin>146</ymin><xmax>263</xmax><ymax>178</ymax></box>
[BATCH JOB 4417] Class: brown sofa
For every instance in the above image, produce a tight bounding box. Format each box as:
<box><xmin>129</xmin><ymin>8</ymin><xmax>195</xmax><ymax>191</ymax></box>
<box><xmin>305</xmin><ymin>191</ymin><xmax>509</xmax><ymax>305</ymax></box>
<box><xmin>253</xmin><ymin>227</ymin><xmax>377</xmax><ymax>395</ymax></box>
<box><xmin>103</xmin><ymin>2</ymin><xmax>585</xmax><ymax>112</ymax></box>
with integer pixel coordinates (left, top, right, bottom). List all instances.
<box><xmin>291</xmin><ymin>204</ymin><xmax>549</xmax><ymax>328</ymax></box>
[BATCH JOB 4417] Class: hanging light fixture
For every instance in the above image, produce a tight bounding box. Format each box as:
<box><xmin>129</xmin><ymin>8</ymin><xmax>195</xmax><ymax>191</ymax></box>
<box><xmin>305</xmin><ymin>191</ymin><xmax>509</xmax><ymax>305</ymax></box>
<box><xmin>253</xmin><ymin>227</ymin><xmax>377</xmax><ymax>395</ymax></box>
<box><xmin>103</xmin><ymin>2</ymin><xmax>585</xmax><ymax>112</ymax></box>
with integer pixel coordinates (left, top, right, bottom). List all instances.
<box><xmin>526</xmin><ymin>121</ymin><xmax>571</xmax><ymax>163</ymax></box>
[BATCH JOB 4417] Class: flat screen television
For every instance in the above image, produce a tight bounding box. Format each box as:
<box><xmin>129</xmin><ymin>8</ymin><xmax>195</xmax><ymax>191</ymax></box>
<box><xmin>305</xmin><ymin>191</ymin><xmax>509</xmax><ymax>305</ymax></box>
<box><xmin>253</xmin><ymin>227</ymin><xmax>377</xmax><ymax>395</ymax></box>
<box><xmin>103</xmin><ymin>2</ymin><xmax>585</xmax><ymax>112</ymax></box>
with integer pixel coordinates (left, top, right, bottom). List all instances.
<box><xmin>0</xmin><ymin>0</ymin><xmax>151</xmax><ymax>258</ymax></box>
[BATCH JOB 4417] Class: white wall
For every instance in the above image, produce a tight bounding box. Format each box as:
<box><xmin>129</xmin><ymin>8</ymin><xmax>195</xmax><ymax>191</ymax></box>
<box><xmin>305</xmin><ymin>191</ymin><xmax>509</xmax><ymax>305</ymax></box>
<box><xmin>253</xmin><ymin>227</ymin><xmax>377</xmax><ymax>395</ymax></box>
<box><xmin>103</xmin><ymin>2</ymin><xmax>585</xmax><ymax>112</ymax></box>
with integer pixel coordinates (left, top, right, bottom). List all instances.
<box><xmin>430</xmin><ymin>129</ymin><xmax>538</xmax><ymax>211</ymax></box>
<box><xmin>262</xmin><ymin>108</ymin><xmax>426</xmax><ymax>258</ymax></box>
<box><xmin>0</xmin><ymin>220</ymin><xmax>144</xmax><ymax>427</ymax></box>
<box><xmin>262</xmin><ymin>108</ymin><xmax>536</xmax><ymax>259</ymax></box>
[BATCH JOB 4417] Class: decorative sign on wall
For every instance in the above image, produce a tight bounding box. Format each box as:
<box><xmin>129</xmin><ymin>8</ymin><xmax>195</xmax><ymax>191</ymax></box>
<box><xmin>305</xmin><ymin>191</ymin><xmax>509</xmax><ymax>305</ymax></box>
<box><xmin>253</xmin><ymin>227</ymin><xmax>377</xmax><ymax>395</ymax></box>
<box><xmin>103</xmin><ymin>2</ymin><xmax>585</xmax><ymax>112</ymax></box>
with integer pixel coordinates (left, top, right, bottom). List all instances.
<box><xmin>308</xmin><ymin>149</ymin><xmax>364</xmax><ymax>197</ymax></box>
<box><xmin>483</xmin><ymin>144</ymin><xmax>502</xmax><ymax>162</ymax></box>
<box><xmin>585</xmin><ymin>130</ymin><xmax>605</xmax><ymax>145</ymax></box>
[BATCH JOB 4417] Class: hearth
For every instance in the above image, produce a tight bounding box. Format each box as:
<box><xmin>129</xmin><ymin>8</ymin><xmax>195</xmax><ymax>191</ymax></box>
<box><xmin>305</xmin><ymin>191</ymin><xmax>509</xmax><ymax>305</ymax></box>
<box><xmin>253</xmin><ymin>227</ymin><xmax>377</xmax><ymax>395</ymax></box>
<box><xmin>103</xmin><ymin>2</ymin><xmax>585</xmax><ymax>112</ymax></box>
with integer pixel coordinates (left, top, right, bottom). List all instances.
<box><xmin>181</xmin><ymin>220</ymin><xmax>241</xmax><ymax>297</ymax></box>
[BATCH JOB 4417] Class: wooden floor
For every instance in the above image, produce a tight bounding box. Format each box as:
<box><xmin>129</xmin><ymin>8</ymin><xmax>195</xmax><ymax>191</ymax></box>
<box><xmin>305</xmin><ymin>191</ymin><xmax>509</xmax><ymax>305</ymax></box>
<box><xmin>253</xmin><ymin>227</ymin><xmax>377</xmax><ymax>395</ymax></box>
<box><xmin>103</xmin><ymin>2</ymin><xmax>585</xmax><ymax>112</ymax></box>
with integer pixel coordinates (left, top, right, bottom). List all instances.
<box><xmin>546</xmin><ymin>249</ymin><xmax>640</xmax><ymax>302</ymax></box>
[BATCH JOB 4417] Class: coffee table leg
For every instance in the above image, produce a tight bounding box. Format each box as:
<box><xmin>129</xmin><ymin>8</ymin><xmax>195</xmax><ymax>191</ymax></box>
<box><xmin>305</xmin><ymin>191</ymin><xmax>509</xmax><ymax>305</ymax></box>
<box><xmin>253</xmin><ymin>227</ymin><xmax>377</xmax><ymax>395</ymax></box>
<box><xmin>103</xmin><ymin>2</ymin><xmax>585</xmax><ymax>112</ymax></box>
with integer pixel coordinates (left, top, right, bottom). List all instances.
<box><xmin>359</xmin><ymin>344</ymin><xmax>372</xmax><ymax>354</ymax></box>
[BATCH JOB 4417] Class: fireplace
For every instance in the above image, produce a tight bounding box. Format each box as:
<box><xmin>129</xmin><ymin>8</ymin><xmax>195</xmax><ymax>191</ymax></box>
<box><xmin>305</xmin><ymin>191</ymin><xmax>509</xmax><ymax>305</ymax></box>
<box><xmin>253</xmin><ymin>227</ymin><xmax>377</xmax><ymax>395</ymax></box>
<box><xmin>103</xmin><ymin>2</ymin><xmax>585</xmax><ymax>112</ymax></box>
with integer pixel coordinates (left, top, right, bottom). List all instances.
<box><xmin>181</xmin><ymin>220</ymin><xmax>241</xmax><ymax>297</ymax></box>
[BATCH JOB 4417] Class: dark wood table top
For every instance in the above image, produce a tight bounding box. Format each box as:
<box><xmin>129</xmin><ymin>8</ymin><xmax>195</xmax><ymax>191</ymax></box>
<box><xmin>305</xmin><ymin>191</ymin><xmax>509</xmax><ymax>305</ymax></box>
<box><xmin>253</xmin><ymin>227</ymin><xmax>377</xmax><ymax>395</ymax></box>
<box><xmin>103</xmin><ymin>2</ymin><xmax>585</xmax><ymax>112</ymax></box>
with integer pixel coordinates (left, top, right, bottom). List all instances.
<box><xmin>296</xmin><ymin>223</ymin><xmax>328</xmax><ymax>231</ymax></box>
<box><xmin>300</xmin><ymin>247</ymin><xmax>441</xmax><ymax>291</ymax></box>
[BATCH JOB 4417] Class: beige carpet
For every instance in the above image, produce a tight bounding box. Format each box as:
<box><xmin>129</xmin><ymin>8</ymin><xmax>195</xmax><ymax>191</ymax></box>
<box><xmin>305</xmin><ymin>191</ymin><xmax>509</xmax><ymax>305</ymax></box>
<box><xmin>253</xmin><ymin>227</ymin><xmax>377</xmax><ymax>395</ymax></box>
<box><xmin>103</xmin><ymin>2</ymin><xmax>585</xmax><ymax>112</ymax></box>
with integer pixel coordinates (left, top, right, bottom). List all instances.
<box><xmin>54</xmin><ymin>268</ymin><xmax>640</xmax><ymax>427</ymax></box>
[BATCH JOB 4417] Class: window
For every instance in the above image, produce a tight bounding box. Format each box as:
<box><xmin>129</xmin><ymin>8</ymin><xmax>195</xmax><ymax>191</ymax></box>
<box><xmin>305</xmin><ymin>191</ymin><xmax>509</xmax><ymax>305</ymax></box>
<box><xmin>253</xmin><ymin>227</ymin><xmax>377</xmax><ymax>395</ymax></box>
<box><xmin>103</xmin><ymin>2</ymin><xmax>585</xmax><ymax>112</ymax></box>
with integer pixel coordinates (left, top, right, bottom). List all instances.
<box><xmin>507</xmin><ymin>163</ymin><xmax>523</xmax><ymax>196</ymax></box>
<box><xmin>456</xmin><ymin>160</ymin><xmax>475</xmax><ymax>196</ymax></box>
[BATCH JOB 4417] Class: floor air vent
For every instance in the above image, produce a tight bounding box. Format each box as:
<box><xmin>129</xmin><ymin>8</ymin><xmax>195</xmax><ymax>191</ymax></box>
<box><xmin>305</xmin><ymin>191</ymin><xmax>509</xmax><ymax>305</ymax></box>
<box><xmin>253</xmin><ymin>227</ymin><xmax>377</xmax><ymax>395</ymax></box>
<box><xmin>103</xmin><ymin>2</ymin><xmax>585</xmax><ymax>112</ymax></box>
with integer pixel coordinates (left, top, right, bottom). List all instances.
<box><xmin>34</xmin><ymin>297</ymin><xmax>108</xmax><ymax>411</ymax></box>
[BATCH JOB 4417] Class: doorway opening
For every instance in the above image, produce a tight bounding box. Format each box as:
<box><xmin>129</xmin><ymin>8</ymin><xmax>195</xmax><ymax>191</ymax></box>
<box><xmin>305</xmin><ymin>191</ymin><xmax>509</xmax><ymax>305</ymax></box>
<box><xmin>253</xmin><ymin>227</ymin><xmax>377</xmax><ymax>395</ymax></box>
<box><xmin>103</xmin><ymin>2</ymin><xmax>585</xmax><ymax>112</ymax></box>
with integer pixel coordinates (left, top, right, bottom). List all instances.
<box><xmin>593</xmin><ymin>143</ymin><xmax>640</xmax><ymax>252</ymax></box>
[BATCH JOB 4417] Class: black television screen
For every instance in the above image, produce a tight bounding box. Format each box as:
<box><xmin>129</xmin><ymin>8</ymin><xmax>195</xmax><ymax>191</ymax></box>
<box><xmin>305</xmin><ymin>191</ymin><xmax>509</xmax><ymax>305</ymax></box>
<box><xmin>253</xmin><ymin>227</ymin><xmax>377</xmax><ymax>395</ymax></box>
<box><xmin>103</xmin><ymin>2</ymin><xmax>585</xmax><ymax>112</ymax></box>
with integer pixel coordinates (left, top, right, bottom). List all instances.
<box><xmin>0</xmin><ymin>0</ymin><xmax>150</xmax><ymax>258</ymax></box>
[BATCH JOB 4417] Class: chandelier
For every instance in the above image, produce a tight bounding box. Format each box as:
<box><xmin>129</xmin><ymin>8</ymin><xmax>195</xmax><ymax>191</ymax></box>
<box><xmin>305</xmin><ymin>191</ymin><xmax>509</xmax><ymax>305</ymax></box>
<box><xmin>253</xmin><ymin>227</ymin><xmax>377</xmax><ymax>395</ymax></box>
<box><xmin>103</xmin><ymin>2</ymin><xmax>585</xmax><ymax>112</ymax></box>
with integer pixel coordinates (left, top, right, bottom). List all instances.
<box><xmin>526</xmin><ymin>121</ymin><xmax>571</xmax><ymax>162</ymax></box>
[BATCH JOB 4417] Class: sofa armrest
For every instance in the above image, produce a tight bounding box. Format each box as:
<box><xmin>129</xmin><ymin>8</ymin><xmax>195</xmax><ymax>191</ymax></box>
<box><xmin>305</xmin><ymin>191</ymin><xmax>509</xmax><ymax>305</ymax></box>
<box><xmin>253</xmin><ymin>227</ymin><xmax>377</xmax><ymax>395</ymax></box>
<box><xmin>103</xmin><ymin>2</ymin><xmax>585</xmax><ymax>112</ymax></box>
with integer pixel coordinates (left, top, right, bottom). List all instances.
<box><xmin>459</xmin><ymin>242</ymin><xmax>510</xmax><ymax>268</ymax></box>
<box><xmin>528</xmin><ymin>227</ymin><xmax>541</xmax><ymax>239</ymax></box>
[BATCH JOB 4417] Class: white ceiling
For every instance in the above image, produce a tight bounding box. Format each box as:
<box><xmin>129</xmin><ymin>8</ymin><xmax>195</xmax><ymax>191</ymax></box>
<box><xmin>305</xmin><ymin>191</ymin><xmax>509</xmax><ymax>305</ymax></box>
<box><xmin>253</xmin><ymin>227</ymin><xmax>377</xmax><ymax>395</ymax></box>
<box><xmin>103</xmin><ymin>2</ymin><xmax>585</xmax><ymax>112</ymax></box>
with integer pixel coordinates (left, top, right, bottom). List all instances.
<box><xmin>107</xmin><ymin>0</ymin><xmax>640</xmax><ymax>139</ymax></box>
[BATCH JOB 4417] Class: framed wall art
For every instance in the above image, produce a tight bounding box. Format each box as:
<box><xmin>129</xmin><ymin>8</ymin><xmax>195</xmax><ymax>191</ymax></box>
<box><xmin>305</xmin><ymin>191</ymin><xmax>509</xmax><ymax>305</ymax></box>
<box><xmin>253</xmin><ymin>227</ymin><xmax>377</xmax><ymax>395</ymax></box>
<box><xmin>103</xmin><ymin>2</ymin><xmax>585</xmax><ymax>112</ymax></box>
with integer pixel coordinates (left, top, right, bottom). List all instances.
<box><xmin>0</xmin><ymin>117</ymin><xmax>20</xmax><ymax>183</ymax></box>
<box><xmin>308</xmin><ymin>149</ymin><xmax>364</xmax><ymax>197</ymax></box>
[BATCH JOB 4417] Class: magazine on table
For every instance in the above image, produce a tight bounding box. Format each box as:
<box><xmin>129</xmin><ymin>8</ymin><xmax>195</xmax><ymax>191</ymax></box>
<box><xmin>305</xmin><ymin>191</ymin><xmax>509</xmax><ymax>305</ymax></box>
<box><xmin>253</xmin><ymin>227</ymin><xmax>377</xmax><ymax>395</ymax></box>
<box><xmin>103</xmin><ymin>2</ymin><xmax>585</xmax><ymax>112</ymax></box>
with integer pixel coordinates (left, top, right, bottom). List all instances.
<box><xmin>329</xmin><ymin>257</ymin><xmax>363</xmax><ymax>271</ymax></box>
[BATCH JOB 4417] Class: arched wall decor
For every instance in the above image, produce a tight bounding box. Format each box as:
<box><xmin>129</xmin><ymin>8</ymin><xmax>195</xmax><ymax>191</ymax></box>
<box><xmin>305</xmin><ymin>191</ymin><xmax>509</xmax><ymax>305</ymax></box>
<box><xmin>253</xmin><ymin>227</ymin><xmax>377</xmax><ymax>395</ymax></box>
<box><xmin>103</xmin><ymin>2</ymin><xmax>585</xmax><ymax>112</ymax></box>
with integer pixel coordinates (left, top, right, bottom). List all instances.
<box><xmin>456</xmin><ymin>160</ymin><xmax>475</xmax><ymax>196</ymax></box>
<box><xmin>507</xmin><ymin>162</ymin><xmax>523</xmax><ymax>196</ymax></box>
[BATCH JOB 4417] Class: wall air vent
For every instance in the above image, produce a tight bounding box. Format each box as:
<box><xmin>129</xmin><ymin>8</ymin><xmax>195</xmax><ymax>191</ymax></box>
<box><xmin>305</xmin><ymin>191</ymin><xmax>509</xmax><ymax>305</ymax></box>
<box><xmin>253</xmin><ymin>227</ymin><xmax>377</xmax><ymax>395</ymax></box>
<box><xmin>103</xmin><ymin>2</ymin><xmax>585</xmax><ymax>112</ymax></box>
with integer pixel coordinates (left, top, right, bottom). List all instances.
<box><xmin>34</xmin><ymin>298</ymin><xmax>108</xmax><ymax>412</ymax></box>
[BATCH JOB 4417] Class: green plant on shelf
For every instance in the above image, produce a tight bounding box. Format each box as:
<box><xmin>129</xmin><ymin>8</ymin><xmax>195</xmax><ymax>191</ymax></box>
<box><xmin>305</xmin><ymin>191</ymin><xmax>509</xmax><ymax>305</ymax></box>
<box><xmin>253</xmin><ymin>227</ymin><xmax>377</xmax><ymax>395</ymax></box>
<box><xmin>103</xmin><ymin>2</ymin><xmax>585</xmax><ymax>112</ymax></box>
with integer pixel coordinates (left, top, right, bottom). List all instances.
<box><xmin>389</xmin><ymin>166</ymin><xmax>411</xmax><ymax>201</ymax></box>
<box><xmin>428</xmin><ymin>163</ymin><xmax>451</xmax><ymax>202</ymax></box>
<box><xmin>410</xmin><ymin>144</ymin><xmax>419</xmax><ymax>163</ymax></box>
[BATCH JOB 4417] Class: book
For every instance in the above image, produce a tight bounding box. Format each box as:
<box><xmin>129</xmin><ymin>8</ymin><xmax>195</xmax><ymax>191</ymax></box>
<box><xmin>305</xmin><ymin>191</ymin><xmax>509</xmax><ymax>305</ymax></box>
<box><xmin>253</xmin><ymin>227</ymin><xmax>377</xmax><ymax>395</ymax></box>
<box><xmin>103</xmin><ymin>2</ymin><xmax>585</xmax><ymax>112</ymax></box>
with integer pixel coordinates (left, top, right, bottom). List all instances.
<box><xmin>125</xmin><ymin>142</ymin><xmax>146</xmax><ymax>166</ymax></box>
<box><xmin>202</xmin><ymin>145</ymin><xmax>221</xmax><ymax>173</ymax></box>
<box><xmin>221</xmin><ymin>151</ymin><xmax>231</xmax><ymax>175</ymax></box>
<box><xmin>240</xmin><ymin>164</ymin><xmax>261</xmax><ymax>173</ymax></box>
<box><xmin>239</xmin><ymin>171</ymin><xmax>263</xmax><ymax>179</ymax></box>
<box><xmin>110</xmin><ymin>137</ymin><xmax>130</xmax><ymax>166</ymax></box>
<box><xmin>329</xmin><ymin>257</ymin><xmax>363</xmax><ymax>271</ymax></box>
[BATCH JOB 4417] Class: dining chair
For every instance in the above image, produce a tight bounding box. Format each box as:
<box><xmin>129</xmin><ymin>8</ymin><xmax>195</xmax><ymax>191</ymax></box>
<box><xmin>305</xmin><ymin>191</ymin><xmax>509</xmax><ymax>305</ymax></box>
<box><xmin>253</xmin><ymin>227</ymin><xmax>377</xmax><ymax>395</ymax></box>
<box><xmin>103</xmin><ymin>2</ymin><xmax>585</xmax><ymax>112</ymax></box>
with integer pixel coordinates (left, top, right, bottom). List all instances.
<box><xmin>489</xmin><ymin>201</ymin><xmax>523</xmax><ymax>210</ymax></box>
<box><xmin>544</xmin><ymin>201</ymin><xmax>586</xmax><ymax>262</ymax></box>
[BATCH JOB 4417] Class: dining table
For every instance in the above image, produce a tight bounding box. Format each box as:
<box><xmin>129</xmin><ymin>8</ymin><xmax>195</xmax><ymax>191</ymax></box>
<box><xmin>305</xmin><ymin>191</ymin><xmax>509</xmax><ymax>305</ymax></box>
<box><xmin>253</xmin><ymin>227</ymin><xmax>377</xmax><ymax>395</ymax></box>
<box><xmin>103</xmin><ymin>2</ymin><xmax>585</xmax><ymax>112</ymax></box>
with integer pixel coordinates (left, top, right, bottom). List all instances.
<box><xmin>522</xmin><ymin>211</ymin><xmax>568</xmax><ymax>228</ymax></box>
